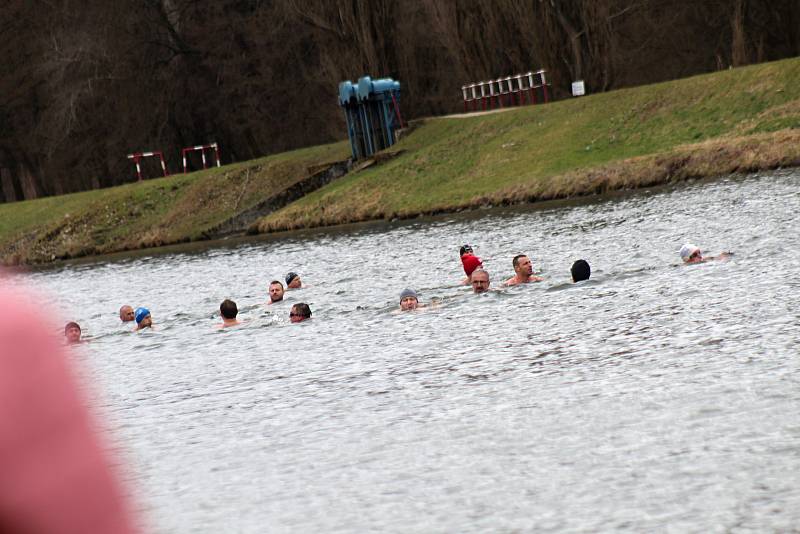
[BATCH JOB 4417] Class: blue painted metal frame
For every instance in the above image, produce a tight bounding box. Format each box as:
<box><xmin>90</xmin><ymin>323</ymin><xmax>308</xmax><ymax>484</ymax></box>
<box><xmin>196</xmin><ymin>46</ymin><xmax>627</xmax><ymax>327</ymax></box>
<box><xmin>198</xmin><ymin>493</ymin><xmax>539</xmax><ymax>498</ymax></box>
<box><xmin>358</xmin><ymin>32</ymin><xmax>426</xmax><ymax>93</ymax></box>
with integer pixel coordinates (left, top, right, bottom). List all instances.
<box><xmin>338</xmin><ymin>76</ymin><xmax>402</xmax><ymax>160</ymax></box>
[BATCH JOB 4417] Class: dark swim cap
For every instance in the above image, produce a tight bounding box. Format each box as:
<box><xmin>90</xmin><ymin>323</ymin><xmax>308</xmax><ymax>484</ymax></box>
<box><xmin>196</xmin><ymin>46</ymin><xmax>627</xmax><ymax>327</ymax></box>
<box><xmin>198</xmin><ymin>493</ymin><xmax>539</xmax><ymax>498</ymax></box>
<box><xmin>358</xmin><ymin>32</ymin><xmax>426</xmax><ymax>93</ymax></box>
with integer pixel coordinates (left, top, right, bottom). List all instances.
<box><xmin>459</xmin><ymin>244</ymin><xmax>474</xmax><ymax>257</ymax></box>
<box><xmin>285</xmin><ymin>272</ymin><xmax>299</xmax><ymax>285</ymax></box>
<box><xmin>571</xmin><ymin>260</ymin><xmax>591</xmax><ymax>282</ymax></box>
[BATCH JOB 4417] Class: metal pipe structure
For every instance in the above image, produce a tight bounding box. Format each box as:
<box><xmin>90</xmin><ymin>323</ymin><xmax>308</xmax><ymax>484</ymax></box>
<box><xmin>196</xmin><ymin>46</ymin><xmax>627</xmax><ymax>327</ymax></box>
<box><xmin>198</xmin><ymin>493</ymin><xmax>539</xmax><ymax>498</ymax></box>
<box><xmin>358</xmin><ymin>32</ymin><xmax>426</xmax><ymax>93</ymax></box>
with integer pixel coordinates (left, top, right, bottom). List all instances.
<box><xmin>460</xmin><ymin>69</ymin><xmax>551</xmax><ymax>113</ymax></box>
<box><xmin>181</xmin><ymin>143</ymin><xmax>221</xmax><ymax>174</ymax></box>
<box><xmin>339</xmin><ymin>76</ymin><xmax>402</xmax><ymax>160</ymax></box>
<box><xmin>126</xmin><ymin>151</ymin><xmax>168</xmax><ymax>181</ymax></box>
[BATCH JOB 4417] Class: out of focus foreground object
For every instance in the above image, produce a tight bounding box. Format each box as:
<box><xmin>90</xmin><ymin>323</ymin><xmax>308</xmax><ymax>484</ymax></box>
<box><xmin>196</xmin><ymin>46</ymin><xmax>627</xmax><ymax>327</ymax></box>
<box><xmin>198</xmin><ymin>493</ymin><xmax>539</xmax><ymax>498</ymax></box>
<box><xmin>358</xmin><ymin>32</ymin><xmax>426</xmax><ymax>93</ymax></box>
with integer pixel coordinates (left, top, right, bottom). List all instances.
<box><xmin>0</xmin><ymin>284</ymin><xmax>139</xmax><ymax>534</ymax></box>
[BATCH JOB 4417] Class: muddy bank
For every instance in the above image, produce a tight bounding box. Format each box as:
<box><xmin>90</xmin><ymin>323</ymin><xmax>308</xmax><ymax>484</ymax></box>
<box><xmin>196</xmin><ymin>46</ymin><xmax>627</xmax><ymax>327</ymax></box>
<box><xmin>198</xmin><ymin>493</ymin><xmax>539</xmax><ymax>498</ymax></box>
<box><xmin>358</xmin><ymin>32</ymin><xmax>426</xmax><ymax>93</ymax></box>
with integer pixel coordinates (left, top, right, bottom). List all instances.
<box><xmin>203</xmin><ymin>159</ymin><xmax>353</xmax><ymax>239</ymax></box>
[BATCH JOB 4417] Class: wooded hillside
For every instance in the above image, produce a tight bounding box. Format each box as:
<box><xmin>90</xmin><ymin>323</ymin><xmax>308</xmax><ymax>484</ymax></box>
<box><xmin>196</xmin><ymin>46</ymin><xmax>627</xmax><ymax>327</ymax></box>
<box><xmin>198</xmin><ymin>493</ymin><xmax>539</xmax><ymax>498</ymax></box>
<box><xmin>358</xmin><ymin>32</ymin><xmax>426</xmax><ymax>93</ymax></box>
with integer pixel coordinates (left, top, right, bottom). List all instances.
<box><xmin>2</xmin><ymin>0</ymin><xmax>798</xmax><ymax>202</ymax></box>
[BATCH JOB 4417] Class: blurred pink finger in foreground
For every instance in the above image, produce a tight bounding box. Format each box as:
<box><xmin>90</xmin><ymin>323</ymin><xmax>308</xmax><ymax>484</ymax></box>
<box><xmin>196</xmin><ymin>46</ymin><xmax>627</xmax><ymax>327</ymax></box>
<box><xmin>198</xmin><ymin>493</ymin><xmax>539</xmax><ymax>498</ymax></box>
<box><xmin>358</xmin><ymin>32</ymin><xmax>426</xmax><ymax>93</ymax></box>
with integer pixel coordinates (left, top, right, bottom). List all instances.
<box><xmin>0</xmin><ymin>283</ymin><xmax>139</xmax><ymax>534</ymax></box>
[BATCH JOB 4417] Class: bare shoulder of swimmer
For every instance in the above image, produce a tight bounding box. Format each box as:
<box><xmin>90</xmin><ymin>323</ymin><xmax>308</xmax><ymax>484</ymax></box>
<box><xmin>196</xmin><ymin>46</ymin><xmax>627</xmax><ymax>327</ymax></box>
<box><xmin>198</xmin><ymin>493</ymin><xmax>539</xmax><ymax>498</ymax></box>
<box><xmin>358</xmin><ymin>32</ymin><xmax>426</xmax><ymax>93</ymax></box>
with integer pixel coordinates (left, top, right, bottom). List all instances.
<box><xmin>707</xmin><ymin>252</ymin><xmax>733</xmax><ymax>261</ymax></box>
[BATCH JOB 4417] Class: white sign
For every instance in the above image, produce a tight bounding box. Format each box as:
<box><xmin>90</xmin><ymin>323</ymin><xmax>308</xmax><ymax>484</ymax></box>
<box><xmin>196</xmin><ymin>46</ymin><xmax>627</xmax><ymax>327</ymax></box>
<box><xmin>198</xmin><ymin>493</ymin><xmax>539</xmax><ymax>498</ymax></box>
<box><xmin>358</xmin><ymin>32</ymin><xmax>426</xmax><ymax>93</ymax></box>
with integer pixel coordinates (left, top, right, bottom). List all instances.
<box><xmin>572</xmin><ymin>80</ymin><xmax>586</xmax><ymax>97</ymax></box>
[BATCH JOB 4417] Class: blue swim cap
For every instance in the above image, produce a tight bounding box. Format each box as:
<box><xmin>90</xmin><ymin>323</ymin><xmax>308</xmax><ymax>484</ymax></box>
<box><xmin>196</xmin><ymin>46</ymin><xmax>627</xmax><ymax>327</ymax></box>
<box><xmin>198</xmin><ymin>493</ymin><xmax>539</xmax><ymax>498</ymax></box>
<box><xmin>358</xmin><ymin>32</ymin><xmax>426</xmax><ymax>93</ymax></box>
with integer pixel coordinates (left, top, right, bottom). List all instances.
<box><xmin>134</xmin><ymin>307</ymin><xmax>150</xmax><ymax>324</ymax></box>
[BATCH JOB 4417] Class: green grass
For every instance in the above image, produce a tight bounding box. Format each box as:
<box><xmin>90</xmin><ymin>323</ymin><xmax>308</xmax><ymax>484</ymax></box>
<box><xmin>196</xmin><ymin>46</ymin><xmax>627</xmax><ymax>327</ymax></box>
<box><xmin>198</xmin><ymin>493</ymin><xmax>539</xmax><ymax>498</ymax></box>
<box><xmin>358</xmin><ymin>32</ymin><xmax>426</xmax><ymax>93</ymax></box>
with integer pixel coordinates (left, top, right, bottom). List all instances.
<box><xmin>258</xmin><ymin>57</ymin><xmax>800</xmax><ymax>231</ymax></box>
<box><xmin>4</xmin><ymin>56</ymin><xmax>800</xmax><ymax>264</ymax></box>
<box><xmin>0</xmin><ymin>142</ymin><xmax>349</xmax><ymax>263</ymax></box>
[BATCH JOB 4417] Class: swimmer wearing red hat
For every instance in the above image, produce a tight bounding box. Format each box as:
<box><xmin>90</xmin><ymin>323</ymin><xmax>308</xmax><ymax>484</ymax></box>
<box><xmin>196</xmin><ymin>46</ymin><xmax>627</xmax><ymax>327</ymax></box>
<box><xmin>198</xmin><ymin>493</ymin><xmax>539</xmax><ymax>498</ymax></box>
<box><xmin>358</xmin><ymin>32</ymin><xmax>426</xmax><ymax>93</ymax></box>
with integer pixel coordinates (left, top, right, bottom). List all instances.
<box><xmin>459</xmin><ymin>244</ymin><xmax>483</xmax><ymax>285</ymax></box>
<box><xmin>461</xmin><ymin>254</ymin><xmax>483</xmax><ymax>285</ymax></box>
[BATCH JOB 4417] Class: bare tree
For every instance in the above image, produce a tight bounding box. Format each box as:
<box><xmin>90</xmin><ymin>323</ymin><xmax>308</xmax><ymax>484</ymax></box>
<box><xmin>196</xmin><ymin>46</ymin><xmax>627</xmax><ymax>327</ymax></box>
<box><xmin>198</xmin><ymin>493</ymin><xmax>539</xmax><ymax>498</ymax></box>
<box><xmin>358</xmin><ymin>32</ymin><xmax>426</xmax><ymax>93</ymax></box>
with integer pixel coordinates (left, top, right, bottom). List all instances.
<box><xmin>2</xmin><ymin>0</ymin><xmax>800</xmax><ymax>203</ymax></box>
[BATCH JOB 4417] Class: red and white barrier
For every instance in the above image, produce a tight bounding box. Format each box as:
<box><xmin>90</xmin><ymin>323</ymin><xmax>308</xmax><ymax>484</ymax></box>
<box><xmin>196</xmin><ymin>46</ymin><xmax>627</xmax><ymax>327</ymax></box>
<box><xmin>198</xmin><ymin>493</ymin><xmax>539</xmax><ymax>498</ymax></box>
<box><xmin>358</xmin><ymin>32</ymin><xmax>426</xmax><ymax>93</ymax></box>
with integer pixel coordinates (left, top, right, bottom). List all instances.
<box><xmin>461</xmin><ymin>69</ymin><xmax>550</xmax><ymax>112</ymax></box>
<box><xmin>126</xmin><ymin>151</ymin><xmax>168</xmax><ymax>181</ymax></box>
<box><xmin>181</xmin><ymin>142</ymin><xmax>221</xmax><ymax>174</ymax></box>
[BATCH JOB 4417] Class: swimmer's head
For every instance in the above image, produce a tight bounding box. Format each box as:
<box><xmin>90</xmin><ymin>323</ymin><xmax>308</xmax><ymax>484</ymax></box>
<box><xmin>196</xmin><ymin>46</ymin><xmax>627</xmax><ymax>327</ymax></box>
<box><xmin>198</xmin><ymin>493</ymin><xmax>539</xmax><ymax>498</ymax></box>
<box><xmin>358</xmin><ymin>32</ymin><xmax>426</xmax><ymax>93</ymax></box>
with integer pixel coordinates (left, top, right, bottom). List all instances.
<box><xmin>459</xmin><ymin>244</ymin><xmax>474</xmax><ymax>257</ymax></box>
<box><xmin>399</xmin><ymin>288</ymin><xmax>419</xmax><ymax>311</ymax></box>
<box><xmin>64</xmin><ymin>322</ymin><xmax>81</xmax><ymax>343</ymax></box>
<box><xmin>571</xmin><ymin>259</ymin><xmax>591</xmax><ymax>282</ymax></box>
<box><xmin>119</xmin><ymin>305</ymin><xmax>135</xmax><ymax>323</ymax></box>
<box><xmin>471</xmin><ymin>268</ymin><xmax>490</xmax><ymax>293</ymax></box>
<box><xmin>269</xmin><ymin>280</ymin><xmax>285</xmax><ymax>303</ymax></box>
<box><xmin>680</xmin><ymin>244</ymin><xmax>702</xmax><ymax>263</ymax></box>
<box><xmin>134</xmin><ymin>307</ymin><xmax>151</xmax><ymax>327</ymax></box>
<box><xmin>285</xmin><ymin>272</ymin><xmax>301</xmax><ymax>289</ymax></box>
<box><xmin>220</xmin><ymin>299</ymin><xmax>238</xmax><ymax>319</ymax></box>
<box><xmin>461</xmin><ymin>254</ymin><xmax>483</xmax><ymax>277</ymax></box>
<box><xmin>512</xmin><ymin>254</ymin><xmax>533</xmax><ymax>276</ymax></box>
<box><xmin>290</xmin><ymin>303</ymin><xmax>312</xmax><ymax>323</ymax></box>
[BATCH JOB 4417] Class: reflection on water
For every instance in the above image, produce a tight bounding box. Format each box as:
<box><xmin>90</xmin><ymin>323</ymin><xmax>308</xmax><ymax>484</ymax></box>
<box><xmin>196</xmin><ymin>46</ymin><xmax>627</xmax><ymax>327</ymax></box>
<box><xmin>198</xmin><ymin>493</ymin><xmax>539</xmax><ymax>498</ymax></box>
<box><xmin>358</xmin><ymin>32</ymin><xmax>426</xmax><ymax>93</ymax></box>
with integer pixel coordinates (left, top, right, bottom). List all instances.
<box><xmin>19</xmin><ymin>171</ymin><xmax>800</xmax><ymax>532</ymax></box>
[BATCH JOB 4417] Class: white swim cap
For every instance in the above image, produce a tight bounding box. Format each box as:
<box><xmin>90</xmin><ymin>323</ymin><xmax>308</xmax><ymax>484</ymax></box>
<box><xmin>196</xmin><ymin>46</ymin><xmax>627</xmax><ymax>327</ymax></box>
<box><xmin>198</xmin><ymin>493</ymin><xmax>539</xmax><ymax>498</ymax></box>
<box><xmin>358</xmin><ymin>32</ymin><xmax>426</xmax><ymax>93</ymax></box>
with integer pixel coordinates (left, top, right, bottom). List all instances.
<box><xmin>680</xmin><ymin>243</ymin><xmax>700</xmax><ymax>262</ymax></box>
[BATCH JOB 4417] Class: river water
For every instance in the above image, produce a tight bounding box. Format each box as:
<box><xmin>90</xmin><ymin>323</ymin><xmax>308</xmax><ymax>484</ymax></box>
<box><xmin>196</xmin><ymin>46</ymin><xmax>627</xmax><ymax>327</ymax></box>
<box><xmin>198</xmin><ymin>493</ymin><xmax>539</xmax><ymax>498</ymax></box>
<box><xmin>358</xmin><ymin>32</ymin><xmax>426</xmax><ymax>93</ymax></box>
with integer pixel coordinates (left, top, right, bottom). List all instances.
<box><xmin>16</xmin><ymin>171</ymin><xmax>800</xmax><ymax>532</ymax></box>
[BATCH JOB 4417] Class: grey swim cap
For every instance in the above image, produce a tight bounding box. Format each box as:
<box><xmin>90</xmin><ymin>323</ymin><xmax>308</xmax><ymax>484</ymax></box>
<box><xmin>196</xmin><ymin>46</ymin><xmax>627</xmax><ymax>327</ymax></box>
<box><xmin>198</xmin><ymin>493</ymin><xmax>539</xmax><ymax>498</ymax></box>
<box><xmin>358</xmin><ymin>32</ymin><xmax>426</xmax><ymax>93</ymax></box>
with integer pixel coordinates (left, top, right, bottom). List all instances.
<box><xmin>399</xmin><ymin>288</ymin><xmax>418</xmax><ymax>302</ymax></box>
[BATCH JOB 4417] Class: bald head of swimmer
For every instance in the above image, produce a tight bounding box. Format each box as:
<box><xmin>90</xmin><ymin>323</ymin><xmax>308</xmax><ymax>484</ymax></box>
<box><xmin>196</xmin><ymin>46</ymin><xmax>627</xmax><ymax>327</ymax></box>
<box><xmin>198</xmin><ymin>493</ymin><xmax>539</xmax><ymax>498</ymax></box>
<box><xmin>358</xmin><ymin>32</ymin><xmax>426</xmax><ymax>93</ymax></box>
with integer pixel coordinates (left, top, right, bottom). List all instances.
<box><xmin>119</xmin><ymin>305</ymin><xmax>135</xmax><ymax>323</ymax></box>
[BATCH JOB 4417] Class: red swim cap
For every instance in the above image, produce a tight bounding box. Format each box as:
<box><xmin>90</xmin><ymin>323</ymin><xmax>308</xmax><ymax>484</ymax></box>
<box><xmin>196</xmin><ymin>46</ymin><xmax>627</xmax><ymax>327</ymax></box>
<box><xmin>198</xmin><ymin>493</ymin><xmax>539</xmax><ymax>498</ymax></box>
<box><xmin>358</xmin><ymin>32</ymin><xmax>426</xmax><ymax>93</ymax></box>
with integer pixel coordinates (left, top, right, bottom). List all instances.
<box><xmin>461</xmin><ymin>254</ymin><xmax>483</xmax><ymax>276</ymax></box>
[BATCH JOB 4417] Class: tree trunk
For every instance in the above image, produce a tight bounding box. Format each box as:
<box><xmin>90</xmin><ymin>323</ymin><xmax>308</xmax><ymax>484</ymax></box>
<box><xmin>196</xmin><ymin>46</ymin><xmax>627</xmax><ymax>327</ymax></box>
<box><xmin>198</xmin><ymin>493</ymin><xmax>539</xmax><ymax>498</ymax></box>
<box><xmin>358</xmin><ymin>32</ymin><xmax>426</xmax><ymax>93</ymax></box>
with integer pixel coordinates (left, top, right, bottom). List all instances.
<box><xmin>731</xmin><ymin>0</ymin><xmax>749</xmax><ymax>67</ymax></box>
<box><xmin>19</xmin><ymin>165</ymin><xmax>40</xmax><ymax>200</ymax></box>
<box><xmin>0</xmin><ymin>168</ymin><xmax>18</xmax><ymax>203</ymax></box>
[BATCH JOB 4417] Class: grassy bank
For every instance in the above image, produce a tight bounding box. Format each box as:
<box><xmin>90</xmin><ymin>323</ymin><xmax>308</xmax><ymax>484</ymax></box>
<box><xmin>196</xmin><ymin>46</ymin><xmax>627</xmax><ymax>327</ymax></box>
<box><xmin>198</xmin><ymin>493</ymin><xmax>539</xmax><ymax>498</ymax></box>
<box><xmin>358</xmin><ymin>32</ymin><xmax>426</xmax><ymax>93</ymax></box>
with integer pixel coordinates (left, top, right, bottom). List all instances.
<box><xmin>255</xmin><ymin>57</ymin><xmax>800</xmax><ymax>232</ymax></box>
<box><xmin>3</xmin><ymin>57</ymin><xmax>800</xmax><ymax>265</ymax></box>
<box><xmin>0</xmin><ymin>143</ymin><xmax>349</xmax><ymax>264</ymax></box>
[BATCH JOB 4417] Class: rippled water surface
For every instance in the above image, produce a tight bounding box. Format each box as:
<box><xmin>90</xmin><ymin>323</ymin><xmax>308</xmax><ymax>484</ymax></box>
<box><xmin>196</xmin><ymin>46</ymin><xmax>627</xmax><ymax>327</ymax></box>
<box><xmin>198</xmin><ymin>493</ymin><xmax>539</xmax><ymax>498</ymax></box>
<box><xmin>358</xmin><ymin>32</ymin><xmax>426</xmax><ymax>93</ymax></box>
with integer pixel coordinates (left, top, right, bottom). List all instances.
<box><xmin>19</xmin><ymin>171</ymin><xmax>800</xmax><ymax>532</ymax></box>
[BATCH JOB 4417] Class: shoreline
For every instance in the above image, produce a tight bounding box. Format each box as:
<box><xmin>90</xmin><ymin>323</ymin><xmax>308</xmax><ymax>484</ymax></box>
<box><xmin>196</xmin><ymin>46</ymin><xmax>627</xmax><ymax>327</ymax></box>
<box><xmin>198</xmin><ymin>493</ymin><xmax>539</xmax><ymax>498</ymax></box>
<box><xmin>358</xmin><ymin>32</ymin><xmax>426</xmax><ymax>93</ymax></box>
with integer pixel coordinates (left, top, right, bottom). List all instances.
<box><xmin>4</xmin><ymin>129</ymin><xmax>800</xmax><ymax>267</ymax></box>
<box><xmin>3</xmin><ymin>57</ymin><xmax>800</xmax><ymax>266</ymax></box>
<box><xmin>255</xmin><ymin>129</ymin><xmax>800</xmax><ymax>234</ymax></box>
<box><xmin>12</xmin><ymin>160</ymin><xmax>793</xmax><ymax>271</ymax></box>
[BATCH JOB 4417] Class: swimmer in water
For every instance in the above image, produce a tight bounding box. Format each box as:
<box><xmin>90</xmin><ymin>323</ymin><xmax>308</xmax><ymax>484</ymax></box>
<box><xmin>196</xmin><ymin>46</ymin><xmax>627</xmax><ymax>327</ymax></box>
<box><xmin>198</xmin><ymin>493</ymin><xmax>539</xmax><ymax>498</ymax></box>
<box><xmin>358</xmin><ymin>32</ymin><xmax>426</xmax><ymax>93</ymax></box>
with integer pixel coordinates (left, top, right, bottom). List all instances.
<box><xmin>461</xmin><ymin>253</ymin><xmax>483</xmax><ymax>285</ymax></box>
<box><xmin>399</xmin><ymin>288</ymin><xmax>422</xmax><ymax>311</ymax></box>
<box><xmin>268</xmin><ymin>280</ymin><xmax>285</xmax><ymax>304</ymax></box>
<box><xmin>571</xmin><ymin>259</ymin><xmax>591</xmax><ymax>282</ymax></box>
<box><xmin>679</xmin><ymin>244</ymin><xmax>732</xmax><ymax>264</ymax></box>
<box><xmin>219</xmin><ymin>299</ymin><xmax>241</xmax><ymax>328</ymax></box>
<box><xmin>285</xmin><ymin>272</ymin><xmax>302</xmax><ymax>290</ymax></box>
<box><xmin>504</xmin><ymin>254</ymin><xmax>544</xmax><ymax>286</ymax></box>
<box><xmin>134</xmin><ymin>307</ymin><xmax>153</xmax><ymax>331</ymax></box>
<box><xmin>289</xmin><ymin>303</ymin><xmax>312</xmax><ymax>323</ymax></box>
<box><xmin>471</xmin><ymin>268</ymin><xmax>491</xmax><ymax>294</ymax></box>
<box><xmin>119</xmin><ymin>305</ymin><xmax>135</xmax><ymax>323</ymax></box>
<box><xmin>64</xmin><ymin>322</ymin><xmax>82</xmax><ymax>344</ymax></box>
